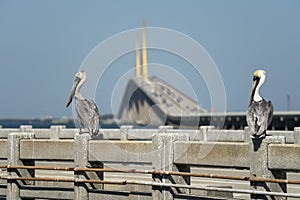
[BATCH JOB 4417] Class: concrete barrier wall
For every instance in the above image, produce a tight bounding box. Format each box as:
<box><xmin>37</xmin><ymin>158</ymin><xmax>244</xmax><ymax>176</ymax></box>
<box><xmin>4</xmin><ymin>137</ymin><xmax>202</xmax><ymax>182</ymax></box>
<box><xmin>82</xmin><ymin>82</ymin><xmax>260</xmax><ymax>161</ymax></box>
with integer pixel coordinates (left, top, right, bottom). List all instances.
<box><xmin>0</xmin><ymin>125</ymin><xmax>297</xmax><ymax>142</ymax></box>
<box><xmin>0</xmin><ymin>125</ymin><xmax>300</xmax><ymax>199</ymax></box>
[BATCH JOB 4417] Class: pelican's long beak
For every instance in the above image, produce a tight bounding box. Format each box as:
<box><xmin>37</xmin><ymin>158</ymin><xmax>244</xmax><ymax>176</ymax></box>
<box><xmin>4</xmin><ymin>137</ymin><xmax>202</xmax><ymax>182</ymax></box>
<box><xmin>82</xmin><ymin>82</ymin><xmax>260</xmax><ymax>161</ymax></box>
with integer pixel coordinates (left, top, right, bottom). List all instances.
<box><xmin>66</xmin><ymin>77</ymin><xmax>80</xmax><ymax>108</ymax></box>
<box><xmin>252</xmin><ymin>75</ymin><xmax>259</xmax><ymax>90</ymax></box>
<box><xmin>249</xmin><ymin>76</ymin><xmax>259</xmax><ymax>106</ymax></box>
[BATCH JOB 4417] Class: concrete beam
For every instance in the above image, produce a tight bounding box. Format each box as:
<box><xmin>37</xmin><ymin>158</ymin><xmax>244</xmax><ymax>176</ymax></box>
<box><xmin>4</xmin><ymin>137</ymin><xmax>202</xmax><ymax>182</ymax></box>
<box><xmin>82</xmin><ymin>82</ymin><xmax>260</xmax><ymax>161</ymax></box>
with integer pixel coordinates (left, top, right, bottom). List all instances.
<box><xmin>89</xmin><ymin>190</ymin><xmax>152</xmax><ymax>200</ymax></box>
<box><xmin>206</xmin><ymin>129</ymin><xmax>244</xmax><ymax>142</ymax></box>
<box><xmin>0</xmin><ymin>140</ymin><xmax>7</xmax><ymax>158</ymax></box>
<box><xmin>0</xmin><ymin>129</ymin><xmax>19</xmax><ymax>139</ymax></box>
<box><xmin>127</xmin><ymin>129</ymin><xmax>157</xmax><ymax>140</ymax></box>
<box><xmin>31</xmin><ymin>129</ymin><xmax>50</xmax><ymax>139</ymax></box>
<box><xmin>20</xmin><ymin>140</ymin><xmax>74</xmax><ymax>160</ymax></box>
<box><xmin>89</xmin><ymin>141</ymin><xmax>153</xmax><ymax>163</ymax></box>
<box><xmin>50</xmin><ymin>125</ymin><xmax>66</xmax><ymax>140</ymax></box>
<box><xmin>267</xmin><ymin>130</ymin><xmax>294</xmax><ymax>144</ymax></box>
<box><xmin>59</xmin><ymin>129</ymin><xmax>77</xmax><ymax>139</ymax></box>
<box><xmin>20</xmin><ymin>186</ymin><xmax>74</xmax><ymax>199</ymax></box>
<box><xmin>0</xmin><ymin>186</ymin><xmax>6</xmax><ymax>197</ymax></box>
<box><xmin>174</xmin><ymin>142</ymin><xmax>249</xmax><ymax>168</ymax></box>
<box><xmin>268</xmin><ymin>144</ymin><xmax>300</xmax><ymax>171</ymax></box>
<box><xmin>98</xmin><ymin>129</ymin><xmax>122</xmax><ymax>140</ymax></box>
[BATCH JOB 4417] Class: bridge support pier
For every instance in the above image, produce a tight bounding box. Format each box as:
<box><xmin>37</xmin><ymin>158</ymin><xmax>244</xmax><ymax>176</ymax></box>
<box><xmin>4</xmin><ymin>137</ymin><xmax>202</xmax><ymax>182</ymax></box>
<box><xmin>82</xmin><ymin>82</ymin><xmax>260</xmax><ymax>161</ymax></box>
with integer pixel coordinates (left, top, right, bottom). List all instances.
<box><xmin>152</xmin><ymin>126</ymin><xmax>190</xmax><ymax>200</ymax></box>
<box><xmin>294</xmin><ymin>127</ymin><xmax>300</xmax><ymax>144</ymax></box>
<box><xmin>249</xmin><ymin>136</ymin><xmax>287</xmax><ymax>200</ymax></box>
<box><xmin>74</xmin><ymin>133</ymin><xmax>104</xmax><ymax>200</ymax></box>
<box><xmin>74</xmin><ymin>133</ymin><xmax>91</xmax><ymax>200</ymax></box>
<box><xmin>7</xmin><ymin>132</ymin><xmax>35</xmax><ymax>200</ymax></box>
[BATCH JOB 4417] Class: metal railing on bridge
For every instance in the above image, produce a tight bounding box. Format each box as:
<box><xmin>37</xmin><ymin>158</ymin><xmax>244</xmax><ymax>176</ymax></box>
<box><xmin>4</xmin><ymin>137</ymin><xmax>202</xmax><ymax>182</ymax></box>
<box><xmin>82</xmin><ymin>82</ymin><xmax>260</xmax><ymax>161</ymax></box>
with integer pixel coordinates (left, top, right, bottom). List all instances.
<box><xmin>0</xmin><ymin>125</ymin><xmax>300</xmax><ymax>199</ymax></box>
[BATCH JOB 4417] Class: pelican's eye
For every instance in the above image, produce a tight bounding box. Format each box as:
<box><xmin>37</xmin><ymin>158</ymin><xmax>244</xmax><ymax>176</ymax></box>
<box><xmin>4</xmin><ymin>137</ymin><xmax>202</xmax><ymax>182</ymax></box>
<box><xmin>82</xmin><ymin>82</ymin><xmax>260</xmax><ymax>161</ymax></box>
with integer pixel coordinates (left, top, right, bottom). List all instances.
<box><xmin>74</xmin><ymin>77</ymin><xmax>81</xmax><ymax>82</ymax></box>
<box><xmin>253</xmin><ymin>76</ymin><xmax>261</xmax><ymax>81</ymax></box>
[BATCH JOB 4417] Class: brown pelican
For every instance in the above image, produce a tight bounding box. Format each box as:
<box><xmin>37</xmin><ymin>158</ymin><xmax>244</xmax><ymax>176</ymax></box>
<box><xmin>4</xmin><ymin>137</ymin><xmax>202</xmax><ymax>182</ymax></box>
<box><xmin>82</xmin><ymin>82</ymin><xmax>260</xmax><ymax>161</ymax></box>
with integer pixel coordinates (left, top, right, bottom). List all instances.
<box><xmin>66</xmin><ymin>71</ymin><xmax>100</xmax><ymax>136</ymax></box>
<box><xmin>246</xmin><ymin>69</ymin><xmax>273</xmax><ymax>138</ymax></box>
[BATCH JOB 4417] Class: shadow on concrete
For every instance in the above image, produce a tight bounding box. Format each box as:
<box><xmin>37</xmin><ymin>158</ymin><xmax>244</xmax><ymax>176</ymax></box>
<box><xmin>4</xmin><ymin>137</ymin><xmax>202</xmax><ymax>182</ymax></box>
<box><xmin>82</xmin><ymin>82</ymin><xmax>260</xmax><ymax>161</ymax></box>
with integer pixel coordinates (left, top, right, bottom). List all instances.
<box><xmin>252</xmin><ymin>137</ymin><xmax>264</xmax><ymax>152</ymax></box>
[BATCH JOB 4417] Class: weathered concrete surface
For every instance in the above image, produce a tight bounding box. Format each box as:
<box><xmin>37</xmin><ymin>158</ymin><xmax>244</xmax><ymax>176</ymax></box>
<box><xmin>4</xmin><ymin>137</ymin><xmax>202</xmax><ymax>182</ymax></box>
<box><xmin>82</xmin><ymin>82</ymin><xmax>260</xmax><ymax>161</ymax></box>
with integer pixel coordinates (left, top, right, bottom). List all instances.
<box><xmin>7</xmin><ymin>133</ymin><xmax>34</xmax><ymax>200</ymax></box>
<box><xmin>89</xmin><ymin>190</ymin><xmax>152</xmax><ymax>200</ymax></box>
<box><xmin>120</xmin><ymin>126</ymin><xmax>133</xmax><ymax>141</ymax></box>
<box><xmin>89</xmin><ymin>141</ymin><xmax>153</xmax><ymax>163</ymax></box>
<box><xmin>190</xmin><ymin>167</ymin><xmax>249</xmax><ymax>198</ymax></box>
<box><xmin>267</xmin><ymin>130</ymin><xmax>294</xmax><ymax>144</ymax></box>
<box><xmin>127</xmin><ymin>129</ymin><xmax>157</xmax><ymax>140</ymax></box>
<box><xmin>268</xmin><ymin>144</ymin><xmax>300</xmax><ymax>170</ymax></box>
<box><xmin>97</xmin><ymin>129</ymin><xmax>122</xmax><ymax>140</ymax></box>
<box><xmin>58</xmin><ymin>129</ymin><xmax>77</xmax><ymax>139</ymax></box>
<box><xmin>20</xmin><ymin>140</ymin><xmax>74</xmax><ymax>160</ymax></box>
<box><xmin>20</xmin><ymin>186</ymin><xmax>74</xmax><ymax>199</ymax></box>
<box><xmin>250</xmin><ymin>136</ymin><xmax>286</xmax><ymax>200</ymax></box>
<box><xmin>174</xmin><ymin>142</ymin><xmax>249</xmax><ymax>168</ymax></box>
<box><xmin>0</xmin><ymin>140</ymin><xmax>7</xmax><ymax>159</ymax></box>
<box><xmin>206</xmin><ymin>129</ymin><xmax>244</xmax><ymax>142</ymax></box>
<box><xmin>294</xmin><ymin>127</ymin><xmax>300</xmax><ymax>144</ymax></box>
<box><xmin>0</xmin><ymin>129</ymin><xmax>19</xmax><ymax>139</ymax></box>
<box><xmin>152</xmin><ymin>130</ymin><xmax>190</xmax><ymax>200</ymax></box>
<box><xmin>0</xmin><ymin>187</ymin><xmax>5</xmax><ymax>198</ymax></box>
<box><xmin>49</xmin><ymin>125</ymin><xmax>65</xmax><ymax>140</ymax></box>
<box><xmin>1</xmin><ymin>127</ymin><xmax>300</xmax><ymax>199</ymax></box>
<box><xmin>74</xmin><ymin>133</ymin><xmax>90</xmax><ymax>200</ymax></box>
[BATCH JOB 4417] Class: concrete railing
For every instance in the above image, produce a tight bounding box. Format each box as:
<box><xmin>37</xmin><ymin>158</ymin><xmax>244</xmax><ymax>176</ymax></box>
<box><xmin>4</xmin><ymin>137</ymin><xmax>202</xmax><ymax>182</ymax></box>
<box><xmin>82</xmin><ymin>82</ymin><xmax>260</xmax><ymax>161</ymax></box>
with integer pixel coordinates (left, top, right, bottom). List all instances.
<box><xmin>0</xmin><ymin>125</ymin><xmax>300</xmax><ymax>199</ymax></box>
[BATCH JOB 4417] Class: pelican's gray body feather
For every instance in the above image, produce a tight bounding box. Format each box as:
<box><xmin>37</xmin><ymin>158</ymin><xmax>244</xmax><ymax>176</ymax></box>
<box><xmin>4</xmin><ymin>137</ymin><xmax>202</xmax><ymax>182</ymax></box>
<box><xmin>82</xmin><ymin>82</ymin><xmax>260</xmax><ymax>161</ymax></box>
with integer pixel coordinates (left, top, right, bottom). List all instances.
<box><xmin>246</xmin><ymin>100</ymin><xmax>273</xmax><ymax>137</ymax></box>
<box><xmin>75</xmin><ymin>97</ymin><xmax>100</xmax><ymax>136</ymax></box>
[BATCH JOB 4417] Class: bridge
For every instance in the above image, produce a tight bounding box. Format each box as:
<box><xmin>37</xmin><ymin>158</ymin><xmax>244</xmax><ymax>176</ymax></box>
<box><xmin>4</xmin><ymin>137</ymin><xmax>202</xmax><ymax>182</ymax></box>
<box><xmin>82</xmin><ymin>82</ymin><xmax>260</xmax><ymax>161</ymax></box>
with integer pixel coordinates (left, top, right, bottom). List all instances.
<box><xmin>117</xmin><ymin>23</ymin><xmax>300</xmax><ymax>130</ymax></box>
<box><xmin>118</xmin><ymin>76</ymin><xmax>300</xmax><ymax>130</ymax></box>
<box><xmin>0</xmin><ymin>125</ymin><xmax>300</xmax><ymax>199</ymax></box>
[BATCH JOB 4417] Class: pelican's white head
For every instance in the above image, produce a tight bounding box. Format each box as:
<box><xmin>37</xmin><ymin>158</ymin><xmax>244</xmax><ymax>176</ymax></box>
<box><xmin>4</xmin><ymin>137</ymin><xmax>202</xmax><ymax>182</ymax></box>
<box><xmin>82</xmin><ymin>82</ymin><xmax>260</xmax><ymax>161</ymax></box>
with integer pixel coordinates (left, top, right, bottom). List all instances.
<box><xmin>253</xmin><ymin>70</ymin><xmax>266</xmax><ymax>82</ymax></box>
<box><xmin>66</xmin><ymin>71</ymin><xmax>87</xmax><ymax>107</ymax></box>
<box><xmin>251</xmin><ymin>69</ymin><xmax>266</xmax><ymax>102</ymax></box>
<box><xmin>75</xmin><ymin>71</ymin><xmax>86</xmax><ymax>81</ymax></box>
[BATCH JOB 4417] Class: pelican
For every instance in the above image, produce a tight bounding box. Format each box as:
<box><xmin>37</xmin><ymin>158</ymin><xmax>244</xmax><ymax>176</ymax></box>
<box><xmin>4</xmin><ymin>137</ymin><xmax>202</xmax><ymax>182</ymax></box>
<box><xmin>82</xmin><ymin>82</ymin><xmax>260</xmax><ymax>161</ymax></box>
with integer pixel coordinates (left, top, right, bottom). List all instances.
<box><xmin>246</xmin><ymin>69</ymin><xmax>273</xmax><ymax>138</ymax></box>
<box><xmin>66</xmin><ymin>71</ymin><xmax>100</xmax><ymax>136</ymax></box>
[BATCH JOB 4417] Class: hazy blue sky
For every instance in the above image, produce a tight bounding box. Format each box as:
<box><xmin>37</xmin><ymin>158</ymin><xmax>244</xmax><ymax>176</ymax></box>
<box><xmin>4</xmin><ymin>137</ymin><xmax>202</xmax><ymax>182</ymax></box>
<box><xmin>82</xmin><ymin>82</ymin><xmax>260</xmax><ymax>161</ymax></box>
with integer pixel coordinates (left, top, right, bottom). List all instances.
<box><xmin>0</xmin><ymin>0</ymin><xmax>299</xmax><ymax>118</ymax></box>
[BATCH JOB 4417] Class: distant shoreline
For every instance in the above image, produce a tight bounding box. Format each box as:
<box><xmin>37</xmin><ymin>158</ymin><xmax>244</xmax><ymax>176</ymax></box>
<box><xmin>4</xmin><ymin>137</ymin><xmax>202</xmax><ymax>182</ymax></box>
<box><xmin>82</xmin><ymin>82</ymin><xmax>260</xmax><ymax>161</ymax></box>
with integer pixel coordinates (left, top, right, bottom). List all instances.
<box><xmin>0</xmin><ymin>114</ymin><xmax>118</xmax><ymax>128</ymax></box>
